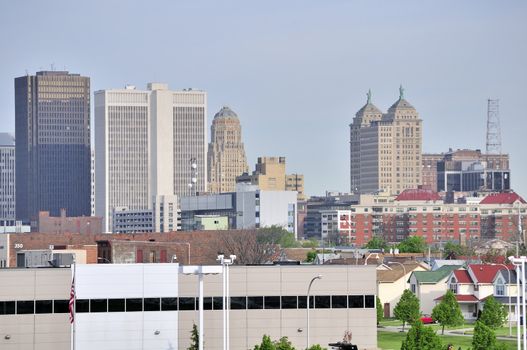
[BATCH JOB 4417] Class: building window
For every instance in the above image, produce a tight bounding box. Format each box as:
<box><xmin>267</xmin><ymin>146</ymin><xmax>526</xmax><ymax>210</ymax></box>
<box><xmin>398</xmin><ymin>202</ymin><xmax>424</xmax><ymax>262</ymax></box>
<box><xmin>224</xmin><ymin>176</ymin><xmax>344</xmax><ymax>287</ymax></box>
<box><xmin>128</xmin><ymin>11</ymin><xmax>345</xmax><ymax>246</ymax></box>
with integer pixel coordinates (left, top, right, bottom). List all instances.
<box><xmin>495</xmin><ymin>278</ymin><xmax>505</xmax><ymax>296</ymax></box>
<box><xmin>449</xmin><ymin>277</ymin><xmax>458</xmax><ymax>294</ymax></box>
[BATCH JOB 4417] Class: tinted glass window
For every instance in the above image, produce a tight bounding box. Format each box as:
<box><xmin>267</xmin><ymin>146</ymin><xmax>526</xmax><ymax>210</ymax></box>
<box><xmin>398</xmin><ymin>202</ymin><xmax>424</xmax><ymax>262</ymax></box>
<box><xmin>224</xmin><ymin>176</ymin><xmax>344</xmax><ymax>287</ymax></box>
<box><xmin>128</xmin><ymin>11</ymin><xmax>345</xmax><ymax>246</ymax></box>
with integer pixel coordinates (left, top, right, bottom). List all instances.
<box><xmin>298</xmin><ymin>296</ymin><xmax>314</xmax><ymax>309</ymax></box>
<box><xmin>281</xmin><ymin>296</ymin><xmax>297</xmax><ymax>309</ymax></box>
<box><xmin>108</xmin><ymin>299</ymin><xmax>125</xmax><ymax>312</ymax></box>
<box><xmin>349</xmin><ymin>295</ymin><xmax>364</xmax><ymax>308</ymax></box>
<box><xmin>53</xmin><ymin>300</ymin><xmax>69</xmax><ymax>313</ymax></box>
<box><xmin>0</xmin><ymin>301</ymin><xmax>15</xmax><ymax>315</ymax></box>
<box><xmin>315</xmin><ymin>296</ymin><xmax>330</xmax><ymax>309</ymax></box>
<box><xmin>230</xmin><ymin>297</ymin><xmax>246</xmax><ymax>310</ymax></box>
<box><xmin>179</xmin><ymin>297</ymin><xmax>195</xmax><ymax>311</ymax></box>
<box><xmin>126</xmin><ymin>298</ymin><xmax>143</xmax><ymax>312</ymax></box>
<box><xmin>365</xmin><ymin>295</ymin><xmax>375</xmax><ymax>308</ymax></box>
<box><xmin>90</xmin><ymin>299</ymin><xmax>107</xmax><ymax>313</ymax></box>
<box><xmin>332</xmin><ymin>295</ymin><xmax>347</xmax><ymax>308</ymax></box>
<box><xmin>213</xmin><ymin>297</ymin><xmax>223</xmax><ymax>310</ymax></box>
<box><xmin>247</xmin><ymin>296</ymin><xmax>263</xmax><ymax>309</ymax></box>
<box><xmin>76</xmin><ymin>299</ymin><xmax>89</xmax><ymax>313</ymax></box>
<box><xmin>203</xmin><ymin>297</ymin><xmax>213</xmax><ymax>310</ymax></box>
<box><xmin>17</xmin><ymin>301</ymin><xmax>34</xmax><ymax>314</ymax></box>
<box><xmin>161</xmin><ymin>298</ymin><xmax>178</xmax><ymax>311</ymax></box>
<box><xmin>35</xmin><ymin>300</ymin><xmax>53</xmax><ymax>314</ymax></box>
<box><xmin>144</xmin><ymin>298</ymin><xmax>160</xmax><ymax>312</ymax></box>
<box><xmin>264</xmin><ymin>296</ymin><xmax>280</xmax><ymax>309</ymax></box>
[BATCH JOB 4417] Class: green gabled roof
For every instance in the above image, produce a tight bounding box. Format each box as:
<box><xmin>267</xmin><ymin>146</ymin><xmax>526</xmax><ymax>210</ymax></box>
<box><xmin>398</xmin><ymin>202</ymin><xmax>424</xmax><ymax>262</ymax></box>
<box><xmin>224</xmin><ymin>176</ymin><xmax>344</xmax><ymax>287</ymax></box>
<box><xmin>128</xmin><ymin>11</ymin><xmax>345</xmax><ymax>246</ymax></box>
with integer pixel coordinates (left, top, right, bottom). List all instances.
<box><xmin>410</xmin><ymin>265</ymin><xmax>462</xmax><ymax>284</ymax></box>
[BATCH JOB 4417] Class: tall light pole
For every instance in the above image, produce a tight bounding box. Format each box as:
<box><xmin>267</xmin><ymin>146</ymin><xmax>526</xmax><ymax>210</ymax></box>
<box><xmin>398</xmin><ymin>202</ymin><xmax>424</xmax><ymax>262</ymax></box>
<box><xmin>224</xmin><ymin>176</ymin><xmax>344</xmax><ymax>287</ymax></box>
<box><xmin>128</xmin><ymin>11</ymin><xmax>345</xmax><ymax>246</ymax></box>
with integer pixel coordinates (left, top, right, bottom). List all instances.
<box><xmin>217</xmin><ymin>254</ymin><xmax>236</xmax><ymax>350</ymax></box>
<box><xmin>180</xmin><ymin>265</ymin><xmax>222</xmax><ymax>350</ymax></box>
<box><xmin>509</xmin><ymin>255</ymin><xmax>527</xmax><ymax>350</ymax></box>
<box><xmin>388</xmin><ymin>262</ymin><xmax>407</xmax><ymax>290</ymax></box>
<box><xmin>307</xmin><ymin>274</ymin><xmax>322</xmax><ymax>350</ymax></box>
<box><xmin>494</xmin><ymin>263</ymin><xmax>512</xmax><ymax>337</ymax></box>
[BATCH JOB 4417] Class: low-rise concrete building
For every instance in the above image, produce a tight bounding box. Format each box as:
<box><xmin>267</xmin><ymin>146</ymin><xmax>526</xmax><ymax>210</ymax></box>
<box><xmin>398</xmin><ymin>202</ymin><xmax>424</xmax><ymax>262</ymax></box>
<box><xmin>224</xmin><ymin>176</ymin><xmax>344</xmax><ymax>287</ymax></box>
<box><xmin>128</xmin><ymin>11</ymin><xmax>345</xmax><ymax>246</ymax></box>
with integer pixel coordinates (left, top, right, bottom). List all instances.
<box><xmin>0</xmin><ymin>264</ymin><xmax>378</xmax><ymax>350</ymax></box>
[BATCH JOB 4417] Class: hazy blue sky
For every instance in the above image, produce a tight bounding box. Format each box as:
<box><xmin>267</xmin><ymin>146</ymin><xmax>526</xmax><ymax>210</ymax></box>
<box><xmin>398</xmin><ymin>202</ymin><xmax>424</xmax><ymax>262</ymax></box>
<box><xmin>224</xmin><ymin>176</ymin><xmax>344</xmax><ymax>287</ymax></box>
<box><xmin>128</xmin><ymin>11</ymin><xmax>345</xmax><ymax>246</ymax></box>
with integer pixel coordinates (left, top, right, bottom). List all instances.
<box><xmin>1</xmin><ymin>1</ymin><xmax>526</xmax><ymax>197</ymax></box>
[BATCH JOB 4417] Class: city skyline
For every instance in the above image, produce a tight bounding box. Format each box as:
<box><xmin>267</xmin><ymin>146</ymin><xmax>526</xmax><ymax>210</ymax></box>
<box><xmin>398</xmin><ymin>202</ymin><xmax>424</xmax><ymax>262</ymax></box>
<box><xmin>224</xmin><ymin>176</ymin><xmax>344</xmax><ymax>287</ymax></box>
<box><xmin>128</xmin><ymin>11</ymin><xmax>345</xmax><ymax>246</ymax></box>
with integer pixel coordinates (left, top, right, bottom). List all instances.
<box><xmin>1</xmin><ymin>1</ymin><xmax>526</xmax><ymax>197</ymax></box>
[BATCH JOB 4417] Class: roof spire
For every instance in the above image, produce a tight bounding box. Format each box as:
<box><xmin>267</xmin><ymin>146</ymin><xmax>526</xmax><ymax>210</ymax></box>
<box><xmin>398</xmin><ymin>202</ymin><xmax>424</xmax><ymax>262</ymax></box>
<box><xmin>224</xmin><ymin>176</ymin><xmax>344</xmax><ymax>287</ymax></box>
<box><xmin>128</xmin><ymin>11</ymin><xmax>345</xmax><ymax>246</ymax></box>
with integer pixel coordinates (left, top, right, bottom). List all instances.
<box><xmin>366</xmin><ymin>89</ymin><xmax>372</xmax><ymax>104</ymax></box>
<box><xmin>399</xmin><ymin>84</ymin><xmax>405</xmax><ymax>100</ymax></box>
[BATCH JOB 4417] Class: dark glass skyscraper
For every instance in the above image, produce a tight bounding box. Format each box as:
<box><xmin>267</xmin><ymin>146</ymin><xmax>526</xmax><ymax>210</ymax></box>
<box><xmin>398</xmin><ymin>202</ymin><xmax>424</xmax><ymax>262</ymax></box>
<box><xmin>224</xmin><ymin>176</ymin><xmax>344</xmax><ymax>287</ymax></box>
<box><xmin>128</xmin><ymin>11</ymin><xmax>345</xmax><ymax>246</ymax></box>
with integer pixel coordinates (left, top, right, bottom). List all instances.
<box><xmin>15</xmin><ymin>71</ymin><xmax>91</xmax><ymax>221</ymax></box>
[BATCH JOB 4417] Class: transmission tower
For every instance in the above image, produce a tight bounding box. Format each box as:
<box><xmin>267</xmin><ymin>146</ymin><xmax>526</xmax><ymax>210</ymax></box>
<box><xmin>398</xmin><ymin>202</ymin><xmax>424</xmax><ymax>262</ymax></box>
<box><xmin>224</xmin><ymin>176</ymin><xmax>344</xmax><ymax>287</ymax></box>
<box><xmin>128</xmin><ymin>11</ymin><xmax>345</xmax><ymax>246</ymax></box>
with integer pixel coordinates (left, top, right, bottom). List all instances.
<box><xmin>486</xmin><ymin>99</ymin><xmax>501</xmax><ymax>155</ymax></box>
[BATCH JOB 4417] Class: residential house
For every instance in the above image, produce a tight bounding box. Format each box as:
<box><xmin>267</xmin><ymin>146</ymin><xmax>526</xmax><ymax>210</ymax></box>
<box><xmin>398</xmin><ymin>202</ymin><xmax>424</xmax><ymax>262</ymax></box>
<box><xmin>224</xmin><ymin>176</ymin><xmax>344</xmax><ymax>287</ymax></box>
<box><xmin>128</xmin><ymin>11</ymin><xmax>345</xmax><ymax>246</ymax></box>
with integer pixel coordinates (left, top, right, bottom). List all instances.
<box><xmin>438</xmin><ymin>264</ymin><xmax>514</xmax><ymax>321</ymax></box>
<box><xmin>377</xmin><ymin>261</ymin><xmax>428</xmax><ymax>317</ymax></box>
<box><xmin>408</xmin><ymin>265</ymin><xmax>462</xmax><ymax>315</ymax></box>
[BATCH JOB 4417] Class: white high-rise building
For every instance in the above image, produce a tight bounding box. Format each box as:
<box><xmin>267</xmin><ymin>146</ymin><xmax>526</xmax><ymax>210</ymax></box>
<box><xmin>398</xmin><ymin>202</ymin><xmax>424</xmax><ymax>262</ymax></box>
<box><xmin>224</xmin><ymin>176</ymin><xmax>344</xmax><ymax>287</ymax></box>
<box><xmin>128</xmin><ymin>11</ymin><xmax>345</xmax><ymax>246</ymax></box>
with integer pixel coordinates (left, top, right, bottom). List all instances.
<box><xmin>95</xmin><ymin>84</ymin><xmax>206</xmax><ymax>232</ymax></box>
<box><xmin>0</xmin><ymin>133</ymin><xmax>16</xmax><ymax>226</ymax></box>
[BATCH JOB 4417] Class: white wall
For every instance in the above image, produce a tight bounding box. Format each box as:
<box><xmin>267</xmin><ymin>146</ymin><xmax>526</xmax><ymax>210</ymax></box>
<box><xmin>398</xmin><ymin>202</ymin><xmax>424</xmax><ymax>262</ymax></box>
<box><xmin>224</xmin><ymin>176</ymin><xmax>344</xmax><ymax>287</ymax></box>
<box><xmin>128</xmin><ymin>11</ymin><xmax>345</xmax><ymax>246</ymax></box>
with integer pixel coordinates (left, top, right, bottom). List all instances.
<box><xmin>75</xmin><ymin>264</ymin><xmax>179</xmax><ymax>350</ymax></box>
<box><xmin>259</xmin><ymin>191</ymin><xmax>297</xmax><ymax>235</ymax></box>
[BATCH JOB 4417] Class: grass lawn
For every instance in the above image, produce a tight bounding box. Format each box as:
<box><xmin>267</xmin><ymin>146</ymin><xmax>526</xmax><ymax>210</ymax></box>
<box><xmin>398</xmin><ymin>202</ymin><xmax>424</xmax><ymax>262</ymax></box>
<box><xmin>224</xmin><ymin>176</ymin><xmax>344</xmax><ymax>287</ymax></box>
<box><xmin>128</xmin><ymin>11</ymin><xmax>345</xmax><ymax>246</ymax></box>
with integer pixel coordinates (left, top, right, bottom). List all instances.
<box><xmin>379</xmin><ymin>318</ymin><xmax>474</xmax><ymax>332</ymax></box>
<box><xmin>465</xmin><ymin>325</ymin><xmax>518</xmax><ymax>338</ymax></box>
<box><xmin>377</xmin><ymin>330</ymin><xmax>517</xmax><ymax>350</ymax></box>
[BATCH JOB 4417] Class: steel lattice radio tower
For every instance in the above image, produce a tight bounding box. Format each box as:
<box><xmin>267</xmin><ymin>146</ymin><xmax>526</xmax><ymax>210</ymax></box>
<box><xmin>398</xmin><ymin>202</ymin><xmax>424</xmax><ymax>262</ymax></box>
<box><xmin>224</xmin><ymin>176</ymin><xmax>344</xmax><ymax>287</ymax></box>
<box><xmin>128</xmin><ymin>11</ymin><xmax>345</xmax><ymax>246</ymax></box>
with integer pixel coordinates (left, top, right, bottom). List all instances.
<box><xmin>486</xmin><ymin>99</ymin><xmax>501</xmax><ymax>155</ymax></box>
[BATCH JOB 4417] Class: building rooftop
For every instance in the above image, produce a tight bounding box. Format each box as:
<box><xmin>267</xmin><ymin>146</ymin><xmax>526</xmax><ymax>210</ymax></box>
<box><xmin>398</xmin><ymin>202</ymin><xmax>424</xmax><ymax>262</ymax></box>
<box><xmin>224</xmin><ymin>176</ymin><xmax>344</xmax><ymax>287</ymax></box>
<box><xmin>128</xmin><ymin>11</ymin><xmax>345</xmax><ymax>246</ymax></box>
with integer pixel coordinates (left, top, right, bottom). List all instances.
<box><xmin>411</xmin><ymin>265</ymin><xmax>461</xmax><ymax>284</ymax></box>
<box><xmin>479</xmin><ymin>192</ymin><xmax>526</xmax><ymax>205</ymax></box>
<box><xmin>0</xmin><ymin>133</ymin><xmax>15</xmax><ymax>146</ymax></box>
<box><xmin>214</xmin><ymin>106</ymin><xmax>238</xmax><ymax>119</ymax></box>
<box><xmin>395</xmin><ymin>188</ymin><xmax>442</xmax><ymax>201</ymax></box>
<box><xmin>453</xmin><ymin>269</ymin><xmax>472</xmax><ymax>284</ymax></box>
<box><xmin>468</xmin><ymin>264</ymin><xmax>514</xmax><ymax>284</ymax></box>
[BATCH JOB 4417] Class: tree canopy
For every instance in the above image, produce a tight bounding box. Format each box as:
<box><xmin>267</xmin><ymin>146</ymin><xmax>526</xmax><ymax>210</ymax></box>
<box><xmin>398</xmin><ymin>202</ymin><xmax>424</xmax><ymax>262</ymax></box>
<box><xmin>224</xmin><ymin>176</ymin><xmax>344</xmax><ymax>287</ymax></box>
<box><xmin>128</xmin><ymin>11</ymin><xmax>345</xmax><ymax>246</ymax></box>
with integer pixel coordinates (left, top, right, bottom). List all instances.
<box><xmin>431</xmin><ymin>290</ymin><xmax>464</xmax><ymax>334</ymax></box>
<box><xmin>393</xmin><ymin>289</ymin><xmax>421</xmax><ymax>331</ymax></box>
<box><xmin>397</xmin><ymin>236</ymin><xmax>426</xmax><ymax>253</ymax></box>
<box><xmin>480</xmin><ymin>295</ymin><xmax>508</xmax><ymax>329</ymax></box>
<box><xmin>365</xmin><ymin>236</ymin><xmax>388</xmax><ymax>250</ymax></box>
<box><xmin>400</xmin><ymin>321</ymin><xmax>442</xmax><ymax>350</ymax></box>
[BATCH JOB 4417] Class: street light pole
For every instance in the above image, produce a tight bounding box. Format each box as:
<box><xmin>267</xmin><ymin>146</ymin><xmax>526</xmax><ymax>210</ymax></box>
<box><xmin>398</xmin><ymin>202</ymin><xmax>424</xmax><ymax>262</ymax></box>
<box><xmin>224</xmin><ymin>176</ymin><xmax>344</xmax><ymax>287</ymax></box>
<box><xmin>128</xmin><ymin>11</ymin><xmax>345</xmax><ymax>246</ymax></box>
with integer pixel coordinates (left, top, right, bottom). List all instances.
<box><xmin>495</xmin><ymin>263</ymin><xmax>512</xmax><ymax>337</ymax></box>
<box><xmin>217</xmin><ymin>254</ymin><xmax>236</xmax><ymax>350</ymax></box>
<box><xmin>307</xmin><ymin>275</ymin><xmax>322</xmax><ymax>350</ymax></box>
<box><xmin>509</xmin><ymin>255</ymin><xmax>527</xmax><ymax>350</ymax></box>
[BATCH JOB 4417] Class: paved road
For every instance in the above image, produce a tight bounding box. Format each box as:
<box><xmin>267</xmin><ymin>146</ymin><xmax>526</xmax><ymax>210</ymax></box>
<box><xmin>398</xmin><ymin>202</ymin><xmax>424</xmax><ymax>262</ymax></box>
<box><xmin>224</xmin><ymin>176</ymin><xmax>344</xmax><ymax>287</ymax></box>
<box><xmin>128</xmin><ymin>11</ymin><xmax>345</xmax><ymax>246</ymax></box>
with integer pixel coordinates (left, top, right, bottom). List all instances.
<box><xmin>379</xmin><ymin>325</ymin><xmax>517</xmax><ymax>341</ymax></box>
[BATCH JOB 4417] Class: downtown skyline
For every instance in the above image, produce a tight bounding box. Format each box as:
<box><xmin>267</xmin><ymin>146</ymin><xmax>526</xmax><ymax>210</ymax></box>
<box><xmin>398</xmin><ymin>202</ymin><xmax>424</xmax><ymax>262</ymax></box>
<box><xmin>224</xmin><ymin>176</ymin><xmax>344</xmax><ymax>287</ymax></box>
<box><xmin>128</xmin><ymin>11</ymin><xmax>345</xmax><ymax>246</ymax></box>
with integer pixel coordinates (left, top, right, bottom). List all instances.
<box><xmin>1</xmin><ymin>1</ymin><xmax>526</xmax><ymax>197</ymax></box>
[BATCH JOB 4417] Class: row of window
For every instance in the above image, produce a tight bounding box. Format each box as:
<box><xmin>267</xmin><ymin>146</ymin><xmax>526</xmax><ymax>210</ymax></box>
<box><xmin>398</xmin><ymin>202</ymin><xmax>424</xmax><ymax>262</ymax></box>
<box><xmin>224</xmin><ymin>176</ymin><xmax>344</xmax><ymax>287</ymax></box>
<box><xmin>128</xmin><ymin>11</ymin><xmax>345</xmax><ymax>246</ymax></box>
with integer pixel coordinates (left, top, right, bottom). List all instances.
<box><xmin>0</xmin><ymin>295</ymin><xmax>375</xmax><ymax>315</ymax></box>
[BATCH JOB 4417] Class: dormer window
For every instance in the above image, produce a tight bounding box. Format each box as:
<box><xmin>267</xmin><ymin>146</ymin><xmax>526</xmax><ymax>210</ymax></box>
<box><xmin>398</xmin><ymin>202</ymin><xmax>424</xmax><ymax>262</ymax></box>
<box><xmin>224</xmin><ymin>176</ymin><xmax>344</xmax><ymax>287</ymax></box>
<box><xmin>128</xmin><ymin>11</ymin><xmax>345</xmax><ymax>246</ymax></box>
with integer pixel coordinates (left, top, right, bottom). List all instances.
<box><xmin>449</xmin><ymin>277</ymin><xmax>458</xmax><ymax>294</ymax></box>
<box><xmin>496</xmin><ymin>277</ymin><xmax>505</xmax><ymax>296</ymax></box>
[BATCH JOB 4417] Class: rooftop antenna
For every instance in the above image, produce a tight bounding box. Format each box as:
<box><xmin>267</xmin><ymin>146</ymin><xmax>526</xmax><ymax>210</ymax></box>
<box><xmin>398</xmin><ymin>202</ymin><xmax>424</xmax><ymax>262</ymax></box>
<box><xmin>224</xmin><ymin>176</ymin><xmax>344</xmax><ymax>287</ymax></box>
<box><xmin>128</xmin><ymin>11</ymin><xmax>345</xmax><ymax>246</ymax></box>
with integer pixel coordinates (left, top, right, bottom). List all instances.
<box><xmin>51</xmin><ymin>63</ymin><xmax>55</xmax><ymax>71</ymax></box>
<box><xmin>485</xmin><ymin>99</ymin><xmax>501</xmax><ymax>190</ymax></box>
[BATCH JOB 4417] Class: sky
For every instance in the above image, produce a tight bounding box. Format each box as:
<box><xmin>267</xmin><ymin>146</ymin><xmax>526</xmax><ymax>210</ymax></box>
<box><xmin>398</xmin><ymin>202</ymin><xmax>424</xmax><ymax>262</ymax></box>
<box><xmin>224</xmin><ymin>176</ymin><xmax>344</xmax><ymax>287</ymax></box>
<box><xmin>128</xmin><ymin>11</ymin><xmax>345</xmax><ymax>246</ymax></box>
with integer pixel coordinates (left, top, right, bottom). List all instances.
<box><xmin>1</xmin><ymin>1</ymin><xmax>526</xmax><ymax>197</ymax></box>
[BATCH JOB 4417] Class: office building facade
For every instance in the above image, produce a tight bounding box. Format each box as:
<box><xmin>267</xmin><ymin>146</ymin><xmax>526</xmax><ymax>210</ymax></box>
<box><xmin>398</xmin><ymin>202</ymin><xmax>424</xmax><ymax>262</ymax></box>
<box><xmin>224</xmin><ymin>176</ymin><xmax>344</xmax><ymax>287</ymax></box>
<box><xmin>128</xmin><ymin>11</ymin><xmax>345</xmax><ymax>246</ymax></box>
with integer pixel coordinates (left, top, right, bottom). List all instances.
<box><xmin>0</xmin><ymin>133</ymin><xmax>16</xmax><ymax>226</ymax></box>
<box><xmin>95</xmin><ymin>84</ymin><xmax>206</xmax><ymax>232</ymax></box>
<box><xmin>350</xmin><ymin>88</ymin><xmax>422</xmax><ymax>195</ymax></box>
<box><xmin>207</xmin><ymin>106</ymin><xmax>248</xmax><ymax>193</ymax></box>
<box><xmin>15</xmin><ymin>71</ymin><xmax>91</xmax><ymax>221</ymax></box>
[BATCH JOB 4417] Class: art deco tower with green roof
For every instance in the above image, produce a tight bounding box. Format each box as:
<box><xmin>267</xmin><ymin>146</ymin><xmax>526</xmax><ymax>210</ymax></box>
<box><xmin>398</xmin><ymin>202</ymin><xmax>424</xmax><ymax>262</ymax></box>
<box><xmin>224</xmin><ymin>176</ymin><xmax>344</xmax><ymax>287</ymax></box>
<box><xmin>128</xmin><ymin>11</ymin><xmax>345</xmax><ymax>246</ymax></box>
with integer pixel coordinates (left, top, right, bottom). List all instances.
<box><xmin>350</xmin><ymin>86</ymin><xmax>422</xmax><ymax>195</ymax></box>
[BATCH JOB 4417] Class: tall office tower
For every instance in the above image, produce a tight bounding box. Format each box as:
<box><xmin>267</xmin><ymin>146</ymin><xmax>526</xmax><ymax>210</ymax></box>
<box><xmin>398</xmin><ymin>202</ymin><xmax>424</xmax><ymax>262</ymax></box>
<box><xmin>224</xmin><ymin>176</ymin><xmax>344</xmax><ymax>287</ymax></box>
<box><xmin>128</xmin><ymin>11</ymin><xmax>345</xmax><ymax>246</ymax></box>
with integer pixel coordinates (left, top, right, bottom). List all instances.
<box><xmin>207</xmin><ymin>106</ymin><xmax>248</xmax><ymax>193</ymax></box>
<box><xmin>15</xmin><ymin>71</ymin><xmax>91</xmax><ymax>221</ymax></box>
<box><xmin>95</xmin><ymin>84</ymin><xmax>206</xmax><ymax>232</ymax></box>
<box><xmin>349</xmin><ymin>87</ymin><xmax>422</xmax><ymax>195</ymax></box>
<box><xmin>0</xmin><ymin>133</ymin><xmax>16</xmax><ymax>226</ymax></box>
<box><xmin>91</xmin><ymin>150</ymin><xmax>95</xmax><ymax>216</ymax></box>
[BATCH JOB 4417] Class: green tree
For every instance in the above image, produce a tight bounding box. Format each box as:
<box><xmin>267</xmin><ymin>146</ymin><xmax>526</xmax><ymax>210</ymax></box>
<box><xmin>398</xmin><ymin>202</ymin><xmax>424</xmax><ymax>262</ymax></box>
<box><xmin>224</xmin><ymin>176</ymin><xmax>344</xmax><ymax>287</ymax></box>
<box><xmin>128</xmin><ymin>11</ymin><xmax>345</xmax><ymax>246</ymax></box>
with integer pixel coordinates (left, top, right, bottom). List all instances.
<box><xmin>376</xmin><ymin>296</ymin><xmax>384</xmax><ymax>325</ymax></box>
<box><xmin>443</xmin><ymin>242</ymin><xmax>464</xmax><ymax>259</ymax></box>
<box><xmin>431</xmin><ymin>290</ymin><xmax>464</xmax><ymax>334</ymax></box>
<box><xmin>301</xmin><ymin>238</ymin><xmax>319</xmax><ymax>248</ymax></box>
<box><xmin>274</xmin><ymin>336</ymin><xmax>296</xmax><ymax>350</ymax></box>
<box><xmin>365</xmin><ymin>236</ymin><xmax>388</xmax><ymax>250</ymax></box>
<box><xmin>187</xmin><ymin>323</ymin><xmax>199</xmax><ymax>350</ymax></box>
<box><xmin>307</xmin><ymin>345</ymin><xmax>327</xmax><ymax>350</ymax></box>
<box><xmin>253</xmin><ymin>335</ymin><xmax>276</xmax><ymax>350</ymax></box>
<box><xmin>306</xmin><ymin>250</ymin><xmax>317</xmax><ymax>263</ymax></box>
<box><xmin>393</xmin><ymin>289</ymin><xmax>421</xmax><ymax>331</ymax></box>
<box><xmin>472</xmin><ymin>321</ymin><xmax>496</xmax><ymax>350</ymax></box>
<box><xmin>258</xmin><ymin>226</ymin><xmax>301</xmax><ymax>248</ymax></box>
<box><xmin>480</xmin><ymin>295</ymin><xmax>508</xmax><ymax>329</ymax></box>
<box><xmin>400</xmin><ymin>321</ymin><xmax>442</xmax><ymax>350</ymax></box>
<box><xmin>398</xmin><ymin>236</ymin><xmax>426</xmax><ymax>253</ymax></box>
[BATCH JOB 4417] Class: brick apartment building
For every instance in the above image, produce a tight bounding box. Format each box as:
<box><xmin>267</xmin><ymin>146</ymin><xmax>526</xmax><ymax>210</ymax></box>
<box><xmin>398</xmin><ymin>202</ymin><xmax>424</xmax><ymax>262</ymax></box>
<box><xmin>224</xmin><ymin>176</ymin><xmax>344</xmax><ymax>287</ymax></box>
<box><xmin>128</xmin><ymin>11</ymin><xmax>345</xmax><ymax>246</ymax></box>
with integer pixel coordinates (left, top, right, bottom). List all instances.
<box><xmin>319</xmin><ymin>189</ymin><xmax>526</xmax><ymax>246</ymax></box>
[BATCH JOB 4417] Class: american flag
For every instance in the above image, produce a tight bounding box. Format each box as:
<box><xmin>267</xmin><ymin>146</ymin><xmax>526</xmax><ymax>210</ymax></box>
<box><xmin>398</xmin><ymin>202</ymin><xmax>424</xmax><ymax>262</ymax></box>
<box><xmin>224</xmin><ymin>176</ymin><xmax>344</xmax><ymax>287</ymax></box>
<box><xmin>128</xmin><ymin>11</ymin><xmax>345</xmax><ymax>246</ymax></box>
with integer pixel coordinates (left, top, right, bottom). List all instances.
<box><xmin>69</xmin><ymin>277</ymin><xmax>75</xmax><ymax>324</ymax></box>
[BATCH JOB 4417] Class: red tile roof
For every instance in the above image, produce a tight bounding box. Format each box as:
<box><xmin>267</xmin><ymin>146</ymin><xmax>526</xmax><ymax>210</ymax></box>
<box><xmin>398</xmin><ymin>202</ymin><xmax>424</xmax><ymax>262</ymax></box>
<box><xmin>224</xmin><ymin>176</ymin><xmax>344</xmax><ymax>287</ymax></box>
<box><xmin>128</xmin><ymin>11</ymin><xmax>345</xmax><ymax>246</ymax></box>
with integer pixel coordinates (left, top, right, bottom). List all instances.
<box><xmin>395</xmin><ymin>189</ymin><xmax>441</xmax><ymax>201</ymax></box>
<box><xmin>435</xmin><ymin>294</ymin><xmax>479</xmax><ymax>303</ymax></box>
<box><xmin>453</xmin><ymin>270</ymin><xmax>473</xmax><ymax>284</ymax></box>
<box><xmin>468</xmin><ymin>264</ymin><xmax>514</xmax><ymax>284</ymax></box>
<box><xmin>480</xmin><ymin>192</ymin><xmax>526</xmax><ymax>205</ymax></box>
